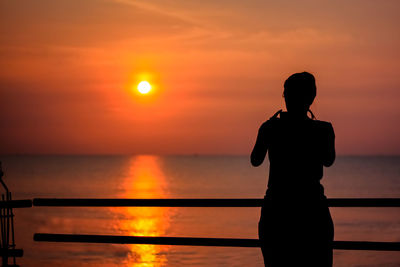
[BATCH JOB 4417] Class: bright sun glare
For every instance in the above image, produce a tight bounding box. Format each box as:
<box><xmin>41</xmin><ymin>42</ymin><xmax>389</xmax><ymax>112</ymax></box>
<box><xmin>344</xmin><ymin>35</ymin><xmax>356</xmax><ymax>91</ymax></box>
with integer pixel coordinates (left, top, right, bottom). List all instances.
<box><xmin>138</xmin><ymin>81</ymin><xmax>151</xmax><ymax>94</ymax></box>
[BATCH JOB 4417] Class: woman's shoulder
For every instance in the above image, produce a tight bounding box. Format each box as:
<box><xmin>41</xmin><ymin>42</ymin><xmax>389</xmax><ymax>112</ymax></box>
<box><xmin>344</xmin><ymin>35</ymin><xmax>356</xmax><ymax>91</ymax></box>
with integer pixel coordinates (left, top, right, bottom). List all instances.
<box><xmin>313</xmin><ymin>119</ymin><xmax>333</xmax><ymax>128</ymax></box>
<box><xmin>312</xmin><ymin>119</ymin><xmax>335</xmax><ymax>135</ymax></box>
<box><xmin>258</xmin><ymin>110</ymin><xmax>282</xmax><ymax>130</ymax></box>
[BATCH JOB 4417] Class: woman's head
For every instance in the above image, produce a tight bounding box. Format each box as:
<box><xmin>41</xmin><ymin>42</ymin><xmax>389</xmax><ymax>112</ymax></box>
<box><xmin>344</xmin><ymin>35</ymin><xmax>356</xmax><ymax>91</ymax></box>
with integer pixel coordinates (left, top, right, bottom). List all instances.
<box><xmin>283</xmin><ymin>72</ymin><xmax>316</xmax><ymax>117</ymax></box>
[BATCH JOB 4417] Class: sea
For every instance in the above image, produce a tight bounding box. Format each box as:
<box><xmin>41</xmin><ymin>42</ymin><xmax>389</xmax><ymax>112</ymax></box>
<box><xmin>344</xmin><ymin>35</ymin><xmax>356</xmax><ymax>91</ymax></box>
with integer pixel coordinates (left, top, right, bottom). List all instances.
<box><xmin>0</xmin><ymin>155</ymin><xmax>399</xmax><ymax>267</ymax></box>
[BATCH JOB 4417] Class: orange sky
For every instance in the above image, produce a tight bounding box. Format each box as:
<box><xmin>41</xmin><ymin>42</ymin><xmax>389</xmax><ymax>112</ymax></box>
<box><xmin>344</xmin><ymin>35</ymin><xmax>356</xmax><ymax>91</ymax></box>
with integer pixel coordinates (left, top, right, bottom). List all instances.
<box><xmin>1</xmin><ymin>0</ymin><xmax>399</xmax><ymax>155</ymax></box>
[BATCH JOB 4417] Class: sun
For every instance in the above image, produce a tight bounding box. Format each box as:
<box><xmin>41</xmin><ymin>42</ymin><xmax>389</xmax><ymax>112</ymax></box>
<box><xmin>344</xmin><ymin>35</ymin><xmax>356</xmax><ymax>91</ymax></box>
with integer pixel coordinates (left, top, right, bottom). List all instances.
<box><xmin>137</xmin><ymin>81</ymin><xmax>151</xmax><ymax>94</ymax></box>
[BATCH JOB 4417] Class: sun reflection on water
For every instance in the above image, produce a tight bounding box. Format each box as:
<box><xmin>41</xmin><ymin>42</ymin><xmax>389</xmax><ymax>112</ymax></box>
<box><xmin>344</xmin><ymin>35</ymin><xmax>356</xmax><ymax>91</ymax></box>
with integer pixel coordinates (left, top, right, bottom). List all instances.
<box><xmin>114</xmin><ymin>155</ymin><xmax>172</xmax><ymax>267</ymax></box>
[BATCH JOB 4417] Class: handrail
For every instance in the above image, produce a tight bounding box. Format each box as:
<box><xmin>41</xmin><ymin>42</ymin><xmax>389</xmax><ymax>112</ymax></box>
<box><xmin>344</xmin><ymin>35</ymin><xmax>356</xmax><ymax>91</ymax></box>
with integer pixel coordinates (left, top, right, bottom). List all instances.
<box><xmin>0</xmin><ymin>200</ymin><xmax>32</xmax><ymax>209</ymax></box>
<box><xmin>33</xmin><ymin>234</ymin><xmax>400</xmax><ymax>251</ymax></box>
<box><xmin>31</xmin><ymin>197</ymin><xmax>400</xmax><ymax>252</ymax></box>
<box><xmin>32</xmin><ymin>198</ymin><xmax>400</xmax><ymax>207</ymax></box>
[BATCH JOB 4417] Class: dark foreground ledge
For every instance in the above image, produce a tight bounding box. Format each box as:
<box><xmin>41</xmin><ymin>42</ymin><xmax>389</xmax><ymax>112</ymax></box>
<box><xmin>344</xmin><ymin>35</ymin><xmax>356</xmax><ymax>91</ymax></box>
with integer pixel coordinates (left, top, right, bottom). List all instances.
<box><xmin>0</xmin><ymin>199</ymin><xmax>32</xmax><ymax>208</ymax></box>
<box><xmin>34</xmin><ymin>234</ymin><xmax>400</xmax><ymax>251</ymax></box>
<box><xmin>32</xmin><ymin>198</ymin><xmax>400</xmax><ymax>207</ymax></box>
<box><xmin>0</xmin><ymin>248</ymin><xmax>23</xmax><ymax>257</ymax></box>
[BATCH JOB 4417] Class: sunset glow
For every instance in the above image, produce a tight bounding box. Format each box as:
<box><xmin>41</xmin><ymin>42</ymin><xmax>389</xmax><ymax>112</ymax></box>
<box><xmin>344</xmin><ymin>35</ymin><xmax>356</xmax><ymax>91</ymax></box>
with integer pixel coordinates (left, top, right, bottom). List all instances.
<box><xmin>0</xmin><ymin>2</ymin><xmax>399</xmax><ymax>266</ymax></box>
<box><xmin>137</xmin><ymin>81</ymin><xmax>152</xmax><ymax>94</ymax></box>
<box><xmin>1</xmin><ymin>1</ymin><xmax>399</xmax><ymax>155</ymax></box>
<box><xmin>114</xmin><ymin>156</ymin><xmax>172</xmax><ymax>266</ymax></box>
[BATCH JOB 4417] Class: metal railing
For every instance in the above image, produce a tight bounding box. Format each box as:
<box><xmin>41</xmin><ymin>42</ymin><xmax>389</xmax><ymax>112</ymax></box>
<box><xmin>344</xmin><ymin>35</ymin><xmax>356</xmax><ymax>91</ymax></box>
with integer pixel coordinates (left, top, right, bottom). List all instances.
<box><xmin>0</xmin><ymin>196</ymin><xmax>399</xmax><ymax>267</ymax></box>
<box><xmin>31</xmin><ymin>198</ymin><xmax>400</xmax><ymax>251</ymax></box>
<box><xmin>1</xmin><ymin>162</ymin><xmax>399</xmax><ymax>265</ymax></box>
<box><xmin>31</xmin><ymin>198</ymin><xmax>400</xmax><ymax>207</ymax></box>
<box><xmin>0</xmin><ymin>163</ymin><xmax>32</xmax><ymax>266</ymax></box>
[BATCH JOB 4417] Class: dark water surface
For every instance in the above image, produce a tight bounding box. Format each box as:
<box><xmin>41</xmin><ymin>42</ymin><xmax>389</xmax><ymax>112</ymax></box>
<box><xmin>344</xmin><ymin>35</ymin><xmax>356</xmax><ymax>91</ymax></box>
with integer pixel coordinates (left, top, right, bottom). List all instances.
<box><xmin>1</xmin><ymin>155</ymin><xmax>399</xmax><ymax>266</ymax></box>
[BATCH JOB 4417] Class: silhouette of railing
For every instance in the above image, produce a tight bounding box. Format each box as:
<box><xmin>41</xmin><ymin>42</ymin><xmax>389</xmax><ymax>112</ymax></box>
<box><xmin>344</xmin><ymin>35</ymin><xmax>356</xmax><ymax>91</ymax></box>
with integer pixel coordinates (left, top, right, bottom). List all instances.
<box><xmin>32</xmin><ymin>198</ymin><xmax>400</xmax><ymax>207</ymax></box>
<box><xmin>0</xmin><ymin>161</ymin><xmax>33</xmax><ymax>267</ymax></box>
<box><xmin>32</xmin><ymin>198</ymin><xmax>400</xmax><ymax>251</ymax></box>
<box><xmin>0</xmin><ymin>200</ymin><xmax>31</xmax><ymax>263</ymax></box>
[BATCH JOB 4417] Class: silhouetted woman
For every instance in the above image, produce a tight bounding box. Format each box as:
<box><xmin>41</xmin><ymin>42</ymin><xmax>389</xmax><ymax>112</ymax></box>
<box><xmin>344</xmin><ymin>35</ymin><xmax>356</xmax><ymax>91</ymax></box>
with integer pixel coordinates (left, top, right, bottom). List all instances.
<box><xmin>251</xmin><ymin>72</ymin><xmax>335</xmax><ymax>267</ymax></box>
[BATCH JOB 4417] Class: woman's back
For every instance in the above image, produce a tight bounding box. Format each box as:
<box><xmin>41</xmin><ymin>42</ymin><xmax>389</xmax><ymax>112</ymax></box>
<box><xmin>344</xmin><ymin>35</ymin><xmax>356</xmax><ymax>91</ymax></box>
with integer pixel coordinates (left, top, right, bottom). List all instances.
<box><xmin>251</xmin><ymin>72</ymin><xmax>335</xmax><ymax>267</ymax></box>
<box><xmin>262</xmin><ymin>113</ymin><xmax>335</xmax><ymax>196</ymax></box>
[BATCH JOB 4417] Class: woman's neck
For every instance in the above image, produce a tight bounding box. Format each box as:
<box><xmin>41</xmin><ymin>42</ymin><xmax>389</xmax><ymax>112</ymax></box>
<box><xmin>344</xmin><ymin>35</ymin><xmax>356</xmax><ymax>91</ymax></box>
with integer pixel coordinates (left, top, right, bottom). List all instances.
<box><xmin>283</xmin><ymin>111</ymin><xmax>309</xmax><ymax>120</ymax></box>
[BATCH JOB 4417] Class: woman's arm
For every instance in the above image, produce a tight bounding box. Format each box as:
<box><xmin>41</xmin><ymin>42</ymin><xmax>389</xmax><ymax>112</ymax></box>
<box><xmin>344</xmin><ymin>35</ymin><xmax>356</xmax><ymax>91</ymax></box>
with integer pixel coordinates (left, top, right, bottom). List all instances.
<box><xmin>250</xmin><ymin>122</ymin><xmax>270</xmax><ymax>167</ymax></box>
<box><xmin>251</xmin><ymin>110</ymin><xmax>280</xmax><ymax>167</ymax></box>
<box><xmin>322</xmin><ymin>123</ymin><xmax>335</xmax><ymax>167</ymax></box>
